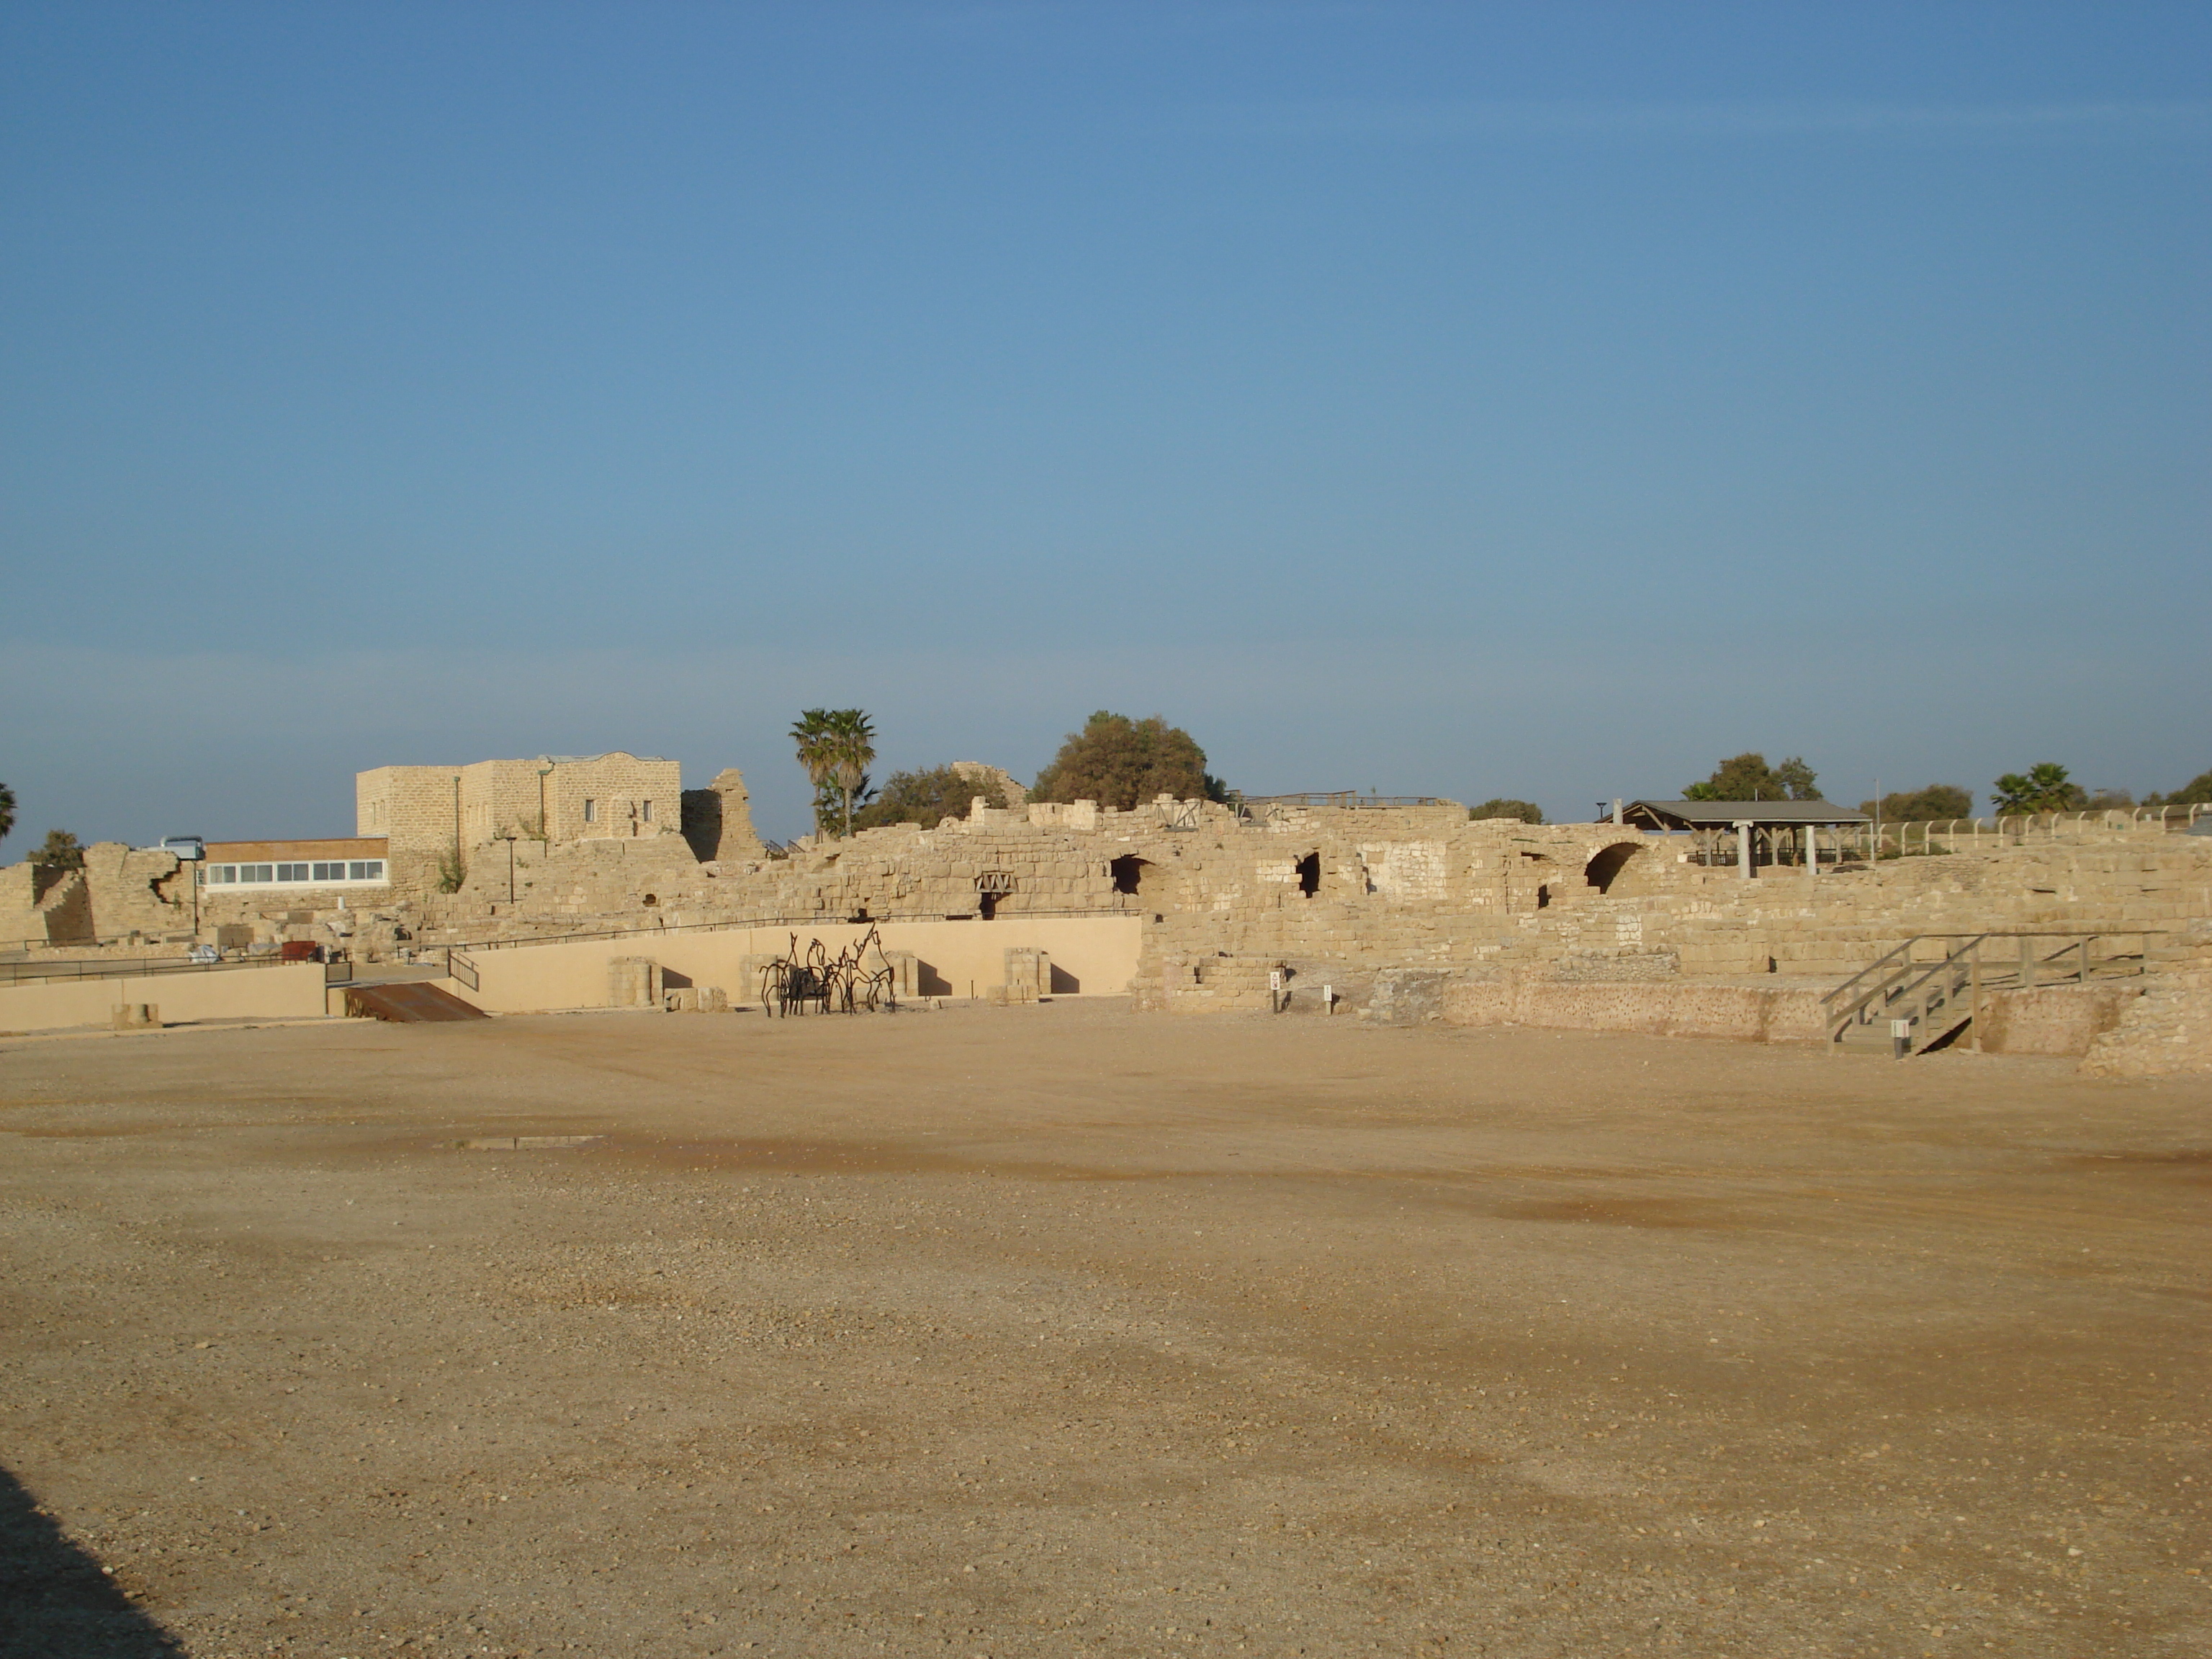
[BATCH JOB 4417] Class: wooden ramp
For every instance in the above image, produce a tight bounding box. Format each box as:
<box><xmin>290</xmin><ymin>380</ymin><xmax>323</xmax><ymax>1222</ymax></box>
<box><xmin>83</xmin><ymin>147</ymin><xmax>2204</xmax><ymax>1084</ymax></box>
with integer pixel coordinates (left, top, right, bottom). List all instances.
<box><xmin>344</xmin><ymin>982</ymin><xmax>488</xmax><ymax>1022</ymax></box>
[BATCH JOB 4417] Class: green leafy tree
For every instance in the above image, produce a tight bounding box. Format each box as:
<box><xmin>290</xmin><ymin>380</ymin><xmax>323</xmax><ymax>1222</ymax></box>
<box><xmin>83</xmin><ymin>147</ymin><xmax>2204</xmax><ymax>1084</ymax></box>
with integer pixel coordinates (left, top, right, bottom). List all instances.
<box><xmin>853</xmin><ymin>765</ymin><xmax>1014</xmax><ymax>831</ymax></box>
<box><xmin>0</xmin><ymin>781</ymin><xmax>14</xmax><ymax>845</ymax></box>
<box><xmin>791</xmin><ymin>708</ymin><xmax>878</xmax><ymax>838</ymax></box>
<box><xmin>1991</xmin><ymin>763</ymin><xmax>2085</xmax><ymax>815</ymax></box>
<box><xmin>1032</xmin><ymin>712</ymin><xmax>1223</xmax><ymax>810</ymax></box>
<box><xmin>1467</xmin><ymin>798</ymin><xmax>1545</xmax><ymax>824</ymax></box>
<box><xmin>2144</xmin><ymin>768</ymin><xmax>2212</xmax><ymax>809</ymax></box>
<box><xmin>30</xmin><ymin>829</ymin><xmax>84</xmax><ymax>870</ymax></box>
<box><xmin>1682</xmin><ymin>753</ymin><xmax>1822</xmax><ymax>801</ymax></box>
<box><xmin>1858</xmin><ymin>785</ymin><xmax>1974</xmax><ymax>823</ymax></box>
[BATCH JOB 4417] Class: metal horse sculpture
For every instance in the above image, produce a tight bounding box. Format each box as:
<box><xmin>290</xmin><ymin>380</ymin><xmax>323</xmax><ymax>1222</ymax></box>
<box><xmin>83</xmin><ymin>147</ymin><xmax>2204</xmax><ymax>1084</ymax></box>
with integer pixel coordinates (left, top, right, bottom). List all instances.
<box><xmin>758</xmin><ymin>925</ymin><xmax>897</xmax><ymax>1017</ymax></box>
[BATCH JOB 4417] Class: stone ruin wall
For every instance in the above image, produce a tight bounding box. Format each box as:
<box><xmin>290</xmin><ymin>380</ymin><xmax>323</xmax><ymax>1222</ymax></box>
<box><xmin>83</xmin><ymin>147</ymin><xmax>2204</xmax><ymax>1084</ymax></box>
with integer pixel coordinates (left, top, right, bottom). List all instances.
<box><xmin>6</xmin><ymin>763</ymin><xmax>2206</xmax><ymax>1072</ymax></box>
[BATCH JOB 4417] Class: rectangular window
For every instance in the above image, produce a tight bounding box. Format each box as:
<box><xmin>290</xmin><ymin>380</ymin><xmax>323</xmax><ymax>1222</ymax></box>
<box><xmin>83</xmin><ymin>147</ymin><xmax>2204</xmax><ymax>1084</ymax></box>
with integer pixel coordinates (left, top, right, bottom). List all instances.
<box><xmin>312</xmin><ymin>862</ymin><xmax>336</xmax><ymax>881</ymax></box>
<box><xmin>276</xmin><ymin>863</ymin><xmax>309</xmax><ymax>881</ymax></box>
<box><xmin>210</xmin><ymin>865</ymin><xmax>236</xmax><ymax>884</ymax></box>
<box><xmin>640</xmin><ymin>799</ymin><xmax>653</xmax><ymax>822</ymax></box>
<box><xmin>361</xmin><ymin>860</ymin><xmax>384</xmax><ymax>881</ymax></box>
<box><xmin>243</xmin><ymin>864</ymin><xmax>273</xmax><ymax>884</ymax></box>
<box><xmin>583</xmin><ymin>799</ymin><xmax>597</xmax><ymax>823</ymax></box>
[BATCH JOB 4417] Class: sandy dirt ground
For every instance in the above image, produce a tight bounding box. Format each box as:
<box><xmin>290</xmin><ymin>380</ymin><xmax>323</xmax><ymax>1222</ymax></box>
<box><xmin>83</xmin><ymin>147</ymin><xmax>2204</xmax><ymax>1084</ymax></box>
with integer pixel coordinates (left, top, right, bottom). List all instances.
<box><xmin>1</xmin><ymin>999</ymin><xmax>2208</xmax><ymax>1659</ymax></box>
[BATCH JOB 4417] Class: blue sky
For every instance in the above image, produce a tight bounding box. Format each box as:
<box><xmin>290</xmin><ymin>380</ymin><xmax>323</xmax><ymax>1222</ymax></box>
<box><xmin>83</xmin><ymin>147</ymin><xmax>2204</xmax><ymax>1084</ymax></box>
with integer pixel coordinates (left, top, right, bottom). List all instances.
<box><xmin>3</xmin><ymin>1</ymin><xmax>2206</xmax><ymax>844</ymax></box>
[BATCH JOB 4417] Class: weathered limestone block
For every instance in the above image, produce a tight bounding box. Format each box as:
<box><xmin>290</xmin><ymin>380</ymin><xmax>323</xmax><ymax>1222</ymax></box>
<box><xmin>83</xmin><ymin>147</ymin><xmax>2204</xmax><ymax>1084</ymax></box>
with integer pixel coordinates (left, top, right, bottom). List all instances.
<box><xmin>2080</xmin><ymin>925</ymin><xmax>2212</xmax><ymax>1076</ymax></box>
<box><xmin>1974</xmin><ymin>984</ymin><xmax>2141</xmax><ymax>1056</ymax></box>
<box><xmin>682</xmin><ymin>768</ymin><xmax>765</xmax><ymax>864</ymax></box>
<box><xmin>1003</xmin><ymin>947</ymin><xmax>1052</xmax><ymax>999</ymax></box>
<box><xmin>608</xmin><ymin>957</ymin><xmax>662</xmax><ymax>1008</ymax></box>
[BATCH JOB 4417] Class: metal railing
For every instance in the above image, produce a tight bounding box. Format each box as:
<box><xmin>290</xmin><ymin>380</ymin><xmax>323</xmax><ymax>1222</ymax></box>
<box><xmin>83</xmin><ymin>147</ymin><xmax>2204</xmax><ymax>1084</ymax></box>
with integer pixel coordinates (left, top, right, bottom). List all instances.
<box><xmin>445</xmin><ymin>950</ymin><xmax>480</xmax><ymax>992</ymax></box>
<box><xmin>0</xmin><ymin>954</ymin><xmax>292</xmax><ymax>988</ymax></box>
<box><xmin>1238</xmin><ymin>792</ymin><xmax>1447</xmax><ymax>811</ymax></box>
<box><xmin>430</xmin><ymin>902</ymin><xmax>1139</xmax><ymax>956</ymax></box>
<box><xmin>1881</xmin><ymin>804</ymin><xmax>2211</xmax><ymax>856</ymax></box>
<box><xmin>1820</xmin><ymin>930</ymin><xmax>2160</xmax><ymax>1052</ymax></box>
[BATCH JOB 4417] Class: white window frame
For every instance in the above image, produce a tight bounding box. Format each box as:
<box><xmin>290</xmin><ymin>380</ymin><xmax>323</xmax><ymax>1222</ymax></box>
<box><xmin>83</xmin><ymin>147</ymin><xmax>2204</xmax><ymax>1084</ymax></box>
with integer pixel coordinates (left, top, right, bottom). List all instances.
<box><xmin>199</xmin><ymin>860</ymin><xmax>387</xmax><ymax>891</ymax></box>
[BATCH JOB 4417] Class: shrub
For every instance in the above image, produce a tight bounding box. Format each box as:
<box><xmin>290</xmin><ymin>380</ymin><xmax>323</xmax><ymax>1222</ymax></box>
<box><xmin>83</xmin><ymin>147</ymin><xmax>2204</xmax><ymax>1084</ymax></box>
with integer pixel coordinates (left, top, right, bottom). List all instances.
<box><xmin>1467</xmin><ymin>798</ymin><xmax>1545</xmax><ymax>824</ymax></box>
<box><xmin>1857</xmin><ymin>785</ymin><xmax>1973</xmax><ymax>822</ymax></box>
<box><xmin>853</xmin><ymin>766</ymin><xmax>1012</xmax><ymax>831</ymax></box>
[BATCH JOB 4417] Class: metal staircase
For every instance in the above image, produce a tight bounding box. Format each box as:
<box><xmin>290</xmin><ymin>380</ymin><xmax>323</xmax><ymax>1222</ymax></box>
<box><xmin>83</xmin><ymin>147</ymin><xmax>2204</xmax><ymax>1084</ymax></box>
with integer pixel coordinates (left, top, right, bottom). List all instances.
<box><xmin>1822</xmin><ymin>931</ymin><xmax>2156</xmax><ymax>1056</ymax></box>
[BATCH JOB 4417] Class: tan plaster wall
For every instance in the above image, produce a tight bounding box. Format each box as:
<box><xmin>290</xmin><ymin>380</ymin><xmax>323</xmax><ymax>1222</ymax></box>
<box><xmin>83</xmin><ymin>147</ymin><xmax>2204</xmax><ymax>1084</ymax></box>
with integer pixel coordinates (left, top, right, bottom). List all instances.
<box><xmin>0</xmin><ymin>963</ymin><xmax>331</xmax><ymax>1033</ymax></box>
<box><xmin>454</xmin><ymin>915</ymin><xmax>1142</xmax><ymax>1013</ymax></box>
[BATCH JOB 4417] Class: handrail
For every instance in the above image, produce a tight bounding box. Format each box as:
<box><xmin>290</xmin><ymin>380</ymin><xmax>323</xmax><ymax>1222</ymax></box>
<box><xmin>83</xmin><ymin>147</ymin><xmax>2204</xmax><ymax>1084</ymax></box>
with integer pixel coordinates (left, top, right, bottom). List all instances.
<box><xmin>1824</xmin><ymin>934</ymin><xmax>1985</xmax><ymax>1035</ymax></box>
<box><xmin>0</xmin><ymin>954</ymin><xmax>292</xmax><ymax>986</ymax></box>
<box><xmin>430</xmin><ymin>902</ymin><xmax>1141</xmax><ymax>955</ymax></box>
<box><xmin>1238</xmin><ymin>793</ymin><xmax>1446</xmax><ymax>810</ymax></box>
<box><xmin>1821</xmin><ymin>929</ymin><xmax>2164</xmax><ymax>1048</ymax></box>
<box><xmin>1821</xmin><ymin>938</ymin><xmax>1920</xmax><ymax>1007</ymax></box>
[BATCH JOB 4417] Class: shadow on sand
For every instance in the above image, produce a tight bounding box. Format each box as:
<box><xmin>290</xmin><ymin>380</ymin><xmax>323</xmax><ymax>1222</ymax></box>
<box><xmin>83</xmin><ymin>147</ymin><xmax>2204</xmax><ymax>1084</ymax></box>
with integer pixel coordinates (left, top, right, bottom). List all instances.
<box><xmin>0</xmin><ymin>1466</ymin><xmax>184</xmax><ymax>1658</ymax></box>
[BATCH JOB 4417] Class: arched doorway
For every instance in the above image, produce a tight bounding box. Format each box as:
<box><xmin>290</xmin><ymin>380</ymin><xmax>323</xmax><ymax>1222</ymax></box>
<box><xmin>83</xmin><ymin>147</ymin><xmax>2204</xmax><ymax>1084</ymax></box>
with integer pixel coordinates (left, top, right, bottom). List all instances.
<box><xmin>1584</xmin><ymin>841</ymin><xmax>1645</xmax><ymax>895</ymax></box>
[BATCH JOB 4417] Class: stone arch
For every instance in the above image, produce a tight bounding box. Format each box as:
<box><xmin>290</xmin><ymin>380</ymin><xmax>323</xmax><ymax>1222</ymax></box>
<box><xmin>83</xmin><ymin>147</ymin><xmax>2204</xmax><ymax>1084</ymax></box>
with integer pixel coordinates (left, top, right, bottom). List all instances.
<box><xmin>1583</xmin><ymin>841</ymin><xmax>1646</xmax><ymax>895</ymax></box>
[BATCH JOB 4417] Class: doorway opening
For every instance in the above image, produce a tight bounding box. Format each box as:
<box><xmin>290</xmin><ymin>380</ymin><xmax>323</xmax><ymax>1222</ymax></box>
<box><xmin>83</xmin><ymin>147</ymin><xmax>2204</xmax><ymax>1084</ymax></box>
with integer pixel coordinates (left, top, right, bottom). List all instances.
<box><xmin>1583</xmin><ymin>842</ymin><xmax>1645</xmax><ymax>895</ymax></box>
<box><xmin>1295</xmin><ymin>852</ymin><xmax>1321</xmax><ymax>896</ymax></box>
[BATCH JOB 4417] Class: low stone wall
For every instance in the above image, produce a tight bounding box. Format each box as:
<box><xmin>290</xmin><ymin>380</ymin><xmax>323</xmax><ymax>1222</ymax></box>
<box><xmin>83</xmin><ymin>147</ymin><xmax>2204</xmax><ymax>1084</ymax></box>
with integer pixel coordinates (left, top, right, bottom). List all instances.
<box><xmin>2080</xmin><ymin>932</ymin><xmax>2212</xmax><ymax>1077</ymax></box>
<box><xmin>1442</xmin><ymin>976</ymin><xmax>1827</xmax><ymax>1044</ymax></box>
<box><xmin>1440</xmin><ymin>974</ymin><xmax>2149</xmax><ymax>1055</ymax></box>
<box><xmin>1974</xmin><ymin>985</ymin><xmax>2141</xmax><ymax>1057</ymax></box>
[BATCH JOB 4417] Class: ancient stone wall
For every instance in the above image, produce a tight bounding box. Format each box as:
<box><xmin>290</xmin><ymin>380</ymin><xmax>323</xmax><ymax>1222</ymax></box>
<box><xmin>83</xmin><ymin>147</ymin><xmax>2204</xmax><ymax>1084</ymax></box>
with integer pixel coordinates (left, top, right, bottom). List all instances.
<box><xmin>2080</xmin><ymin>923</ymin><xmax>2212</xmax><ymax>1077</ymax></box>
<box><xmin>680</xmin><ymin>768</ymin><xmax>765</xmax><ymax>866</ymax></box>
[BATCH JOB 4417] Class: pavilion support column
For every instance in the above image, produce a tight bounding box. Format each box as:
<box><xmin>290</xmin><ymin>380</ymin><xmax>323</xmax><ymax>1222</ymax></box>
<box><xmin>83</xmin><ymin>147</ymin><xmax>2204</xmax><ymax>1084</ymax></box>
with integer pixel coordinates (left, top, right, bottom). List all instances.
<box><xmin>1808</xmin><ymin>823</ymin><xmax>1821</xmax><ymax>876</ymax></box>
<box><xmin>1736</xmin><ymin>819</ymin><xmax>1754</xmax><ymax>880</ymax></box>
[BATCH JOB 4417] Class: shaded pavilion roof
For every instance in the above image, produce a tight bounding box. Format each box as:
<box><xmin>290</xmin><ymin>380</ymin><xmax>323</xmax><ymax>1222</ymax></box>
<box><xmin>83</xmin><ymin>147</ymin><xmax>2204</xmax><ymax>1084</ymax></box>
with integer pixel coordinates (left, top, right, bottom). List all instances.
<box><xmin>1619</xmin><ymin>799</ymin><xmax>1871</xmax><ymax>830</ymax></box>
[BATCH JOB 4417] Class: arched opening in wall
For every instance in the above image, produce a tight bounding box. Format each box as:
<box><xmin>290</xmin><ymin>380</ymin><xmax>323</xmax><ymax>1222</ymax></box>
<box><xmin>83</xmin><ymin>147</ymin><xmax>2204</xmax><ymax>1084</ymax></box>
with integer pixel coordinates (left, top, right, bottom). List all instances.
<box><xmin>1295</xmin><ymin>852</ymin><xmax>1321</xmax><ymax>896</ymax></box>
<box><xmin>1583</xmin><ymin>842</ymin><xmax>1645</xmax><ymax>895</ymax></box>
<box><xmin>1110</xmin><ymin>855</ymin><xmax>1150</xmax><ymax>896</ymax></box>
<box><xmin>1536</xmin><ymin>884</ymin><xmax>1551</xmax><ymax>909</ymax></box>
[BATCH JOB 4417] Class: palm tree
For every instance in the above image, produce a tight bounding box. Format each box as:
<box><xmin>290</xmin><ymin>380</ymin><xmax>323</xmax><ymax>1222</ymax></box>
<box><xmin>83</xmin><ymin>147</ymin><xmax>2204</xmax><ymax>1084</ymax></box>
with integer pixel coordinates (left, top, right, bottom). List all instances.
<box><xmin>0</xmin><ymin>781</ymin><xmax>14</xmax><ymax>847</ymax></box>
<box><xmin>1992</xmin><ymin>763</ymin><xmax>2081</xmax><ymax>815</ymax></box>
<box><xmin>791</xmin><ymin>709</ymin><xmax>877</xmax><ymax>838</ymax></box>
<box><xmin>791</xmin><ymin>710</ymin><xmax>840</xmax><ymax>839</ymax></box>
<box><xmin>824</xmin><ymin>709</ymin><xmax>876</xmax><ymax>838</ymax></box>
